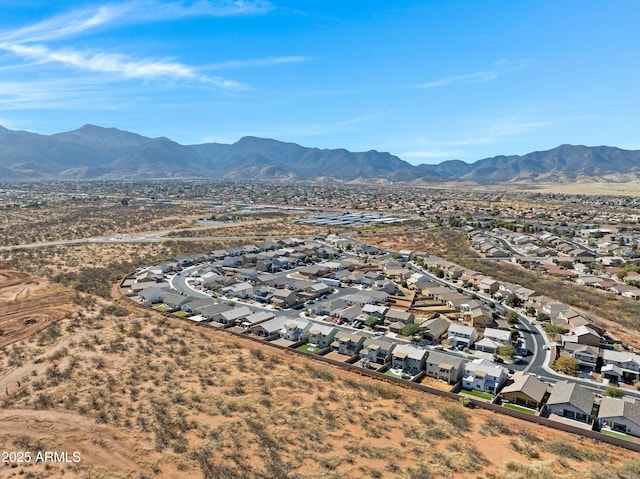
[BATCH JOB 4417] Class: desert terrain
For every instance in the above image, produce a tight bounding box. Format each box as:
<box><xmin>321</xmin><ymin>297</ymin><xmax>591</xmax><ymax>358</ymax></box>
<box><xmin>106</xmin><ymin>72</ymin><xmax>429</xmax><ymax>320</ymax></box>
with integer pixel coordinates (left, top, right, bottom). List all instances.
<box><xmin>1</xmin><ymin>283</ymin><xmax>639</xmax><ymax>478</ymax></box>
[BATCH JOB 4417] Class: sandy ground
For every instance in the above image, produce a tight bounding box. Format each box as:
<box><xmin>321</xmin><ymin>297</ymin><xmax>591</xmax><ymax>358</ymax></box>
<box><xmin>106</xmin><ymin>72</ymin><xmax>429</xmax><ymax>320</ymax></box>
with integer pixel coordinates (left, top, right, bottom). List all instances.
<box><xmin>0</xmin><ymin>264</ymin><xmax>74</xmax><ymax>348</ymax></box>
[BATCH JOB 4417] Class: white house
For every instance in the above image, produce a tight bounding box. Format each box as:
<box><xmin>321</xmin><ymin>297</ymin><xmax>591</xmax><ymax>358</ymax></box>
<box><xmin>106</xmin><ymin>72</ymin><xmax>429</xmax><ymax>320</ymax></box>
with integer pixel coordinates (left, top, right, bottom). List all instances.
<box><xmin>280</xmin><ymin>319</ymin><xmax>311</xmax><ymax>341</ymax></box>
<box><xmin>447</xmin><ymin>324</ymin><xmax>477</xmax><ymax>350</ymax></box>
<box><xmin>598</xmin><ymin>397</ymin><xmax>640</xmax><ymax>437</ymax></box>
<box><xmin>462</xmin><ymin>358</ymin><xmax>508</xmax><ymax>394</ymax></box>
<box><xmin>601</xmin><ymin>350</ymin><xmax>640</xmax><ymax>383</ymax></box>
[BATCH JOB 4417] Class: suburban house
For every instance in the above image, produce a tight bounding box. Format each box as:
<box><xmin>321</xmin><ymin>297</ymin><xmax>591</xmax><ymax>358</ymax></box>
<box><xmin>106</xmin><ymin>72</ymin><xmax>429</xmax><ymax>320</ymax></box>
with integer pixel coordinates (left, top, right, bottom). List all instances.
<box><xmin>474</xmin><ymin>337</ymin><xmax>502</xmax><ymax>355</ymax></box>
<box><xmin>212</xmin><ymin>306</ymin><xmax>252</xmax><ymax>327</ymax></box>
<box><xmin>421</xmin><ymin>316</ymin><xmax>450</xmax><ymax>344</ymax></box>
<box><xmin>194</xmin><ymin>303</ymin><xmax>234</xmax><ymax>321</ymax></box>
<box><xmin>180</xmin><ymin>298</ymin><xmax>215</xmax><ymax>314</ymax></box>
<box><xmin>138</xmin><ymin>286</ymin><xmax>170</xmax><ymax>304</ymax></box>
<box><xmin>343</xmin><ymin>293</ymin><xmax>377</xmax><ymax>307</ymax></box>
<box><xmin>332</xmin><ymin>331</ymin><xmax>368</xmax><ymax>356</ymax></box>
<box><xmin>307</xmin><ymin>324</ymin><xmax>338</xmax><ymax>349</ymax></box>
<box><xmin>483</xmin><ymin>328</ymin><xmax>512</xmax><ymax>346</ymax></box>
<box><xmin>360</xmin><ymin>337</ymin><xmax>397</xmax><ymax>366</ymax></box>
<box><xmin>385</xmin><ymin>309</ymin><xmax>415</xmax><ymax>326</ymax></box>
<box><xmin>425</xmin><ymin>351</ymin><xmax>466</xmax><ymax>384</ymax></box>
<box><xmin>462</xmin><ymin>358</ymin><xmax>509</xmax><ymax>394</ymax></box>
<box><xmin>280</xmin><ymin>319</ymin><xmax>311</xmax><ymax>341</ymax></box>
<box><xmin>239</xmin><ymin>311</ymin><xmax>274</xmax><ymax>329</ymax></box>
<box><xmin>597</xmin><ymin>397</ymin><xmax>640</xmax><ymax>438</ymax></box>
<box><xmin>478</xmin><ymin>278</ymin><xmax>499</xmax><ymax>294</ymax></box>
<box><xmin>335</xmin><ymin>305</ymin><xmax>363</xmax><ymax>322</ymax></box>
<box><xmin>463</xmin><ymin>305</ymin><xmax>493</xmax><ymax>329</ymax></box>
<box><xmin>601</xmin><ymin>350</ymin><xmax>640</xmax><ymax>383</ymax></box>
<box><xmin>250</xmin><ymin>316</ymin><xmax>290</xmax><ymax>338</ymax></box>
<box><xmin>560</xmin><ymin>343</ymin><xmax>599</xmax><ymax>371</ymax></box>
<box><xmin>500</xmin><ymin>371</ymin><xmax>548</xmax><ymax>410</ymax></box>
<box><xmin>391</xmin><ymin>344</ymin><xmax>428</xmax><ymax>376</ymax></box>
<box><xmin>447</xmin><ymin>324</ymin><xmax>477</xmax><ymax>350</ymax></box>
<box><xmin>560</xmin><ymin>325</ymin><xmax>602</xmax><ymax>347</ymax></box>
<box><xmin>362</xmin><ymin>304</ymin><xmax>388</xmax><ymax>319</ymax></box>
<box><xmin>272</xmin><ymin>289</ymin><xmax>298</xmax><ymax>308</ymax></box>
<box><xmin>161</xmin><ymin>292</ymin><xmax>191</xmax><ymax>310</ymax></box>
<box><xmin>545</xmin><ymin>380</ymin><xmax>595</xmax><ymax>424</ymax></box>
<box><xmin>222</xmin><ymin>282</ymin><xmax>254</xmax><ymax>299</ymax></box>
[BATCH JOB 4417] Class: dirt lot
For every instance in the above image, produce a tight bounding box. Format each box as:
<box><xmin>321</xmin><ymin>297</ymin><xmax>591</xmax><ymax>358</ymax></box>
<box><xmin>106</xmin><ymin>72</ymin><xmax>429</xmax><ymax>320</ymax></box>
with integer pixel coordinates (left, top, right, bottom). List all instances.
<box><xmin>0</xmin><ymin>264</ymin><xmax>74</xmax><ymax>348</ymax></box>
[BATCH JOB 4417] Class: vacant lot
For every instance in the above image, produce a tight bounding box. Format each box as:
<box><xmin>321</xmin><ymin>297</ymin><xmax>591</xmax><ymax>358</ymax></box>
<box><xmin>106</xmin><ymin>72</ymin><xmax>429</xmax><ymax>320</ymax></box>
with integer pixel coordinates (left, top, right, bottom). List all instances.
<box><xmin>0</xmin><ymin>203</ymin><xmax>212</xmax><ymax>246</ymax></box>
<box><xmin>0</xmin><ymin>265</ymin><xmax>74</xmax><ymax>348</ymax></box>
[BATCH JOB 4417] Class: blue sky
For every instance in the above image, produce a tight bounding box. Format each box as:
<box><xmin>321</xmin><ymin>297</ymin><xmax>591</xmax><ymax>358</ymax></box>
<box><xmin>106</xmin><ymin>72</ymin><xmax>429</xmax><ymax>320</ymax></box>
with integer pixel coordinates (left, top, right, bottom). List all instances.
<box><xmin>0</xmin><ymin>1</ymin><xmax>638</xmax><ymax>165</ymax></box>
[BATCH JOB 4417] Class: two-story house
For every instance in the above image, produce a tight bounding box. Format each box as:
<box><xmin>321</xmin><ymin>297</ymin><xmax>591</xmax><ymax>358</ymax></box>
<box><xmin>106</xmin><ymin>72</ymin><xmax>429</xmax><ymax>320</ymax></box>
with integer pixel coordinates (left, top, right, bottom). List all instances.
<box><xmin>360</xmin><ymin>337</ymin><xmax>397</xmax><ymax>366</ymax></box>
<box><xmin>462</xmin><ymin>358</ymin><xmax>508</xmax><ymax>395</ymax></box>
<box><xmin>280</xmin><ymin>319</ymin><xmax>311</xmax><ymax>341</ymax></box>
<box><xmin>425</xmin><ymin>351</ymin><xmax>466</xmax><ymax>384</ymax></box>
<box><xmin>560</xmin><ymin>343</ymin><xmax>599</xmax><ymax>371</ymax></box>
<box><xmin>332</xmin><ymin>332</ymin><xmax>368</xmax><ymax>356</ymax></box>
<box><xmin>391</xmin><ymin>344</ymin><xmax>428</xmax><ymax>376</ymax></box>
<box><xmin>601</xmin><ymin>350</ymin><xmax>640</xmax><ymax>384</ymax></box>
<box><xmin>447</xmin><ymin>324</ymin><xmax>477</xmax><ymax>350</ymax></box>
<box><xmin>307</xmin><ymin>324</ymin><xmax>338</xmax><ymax>349</ymax></box>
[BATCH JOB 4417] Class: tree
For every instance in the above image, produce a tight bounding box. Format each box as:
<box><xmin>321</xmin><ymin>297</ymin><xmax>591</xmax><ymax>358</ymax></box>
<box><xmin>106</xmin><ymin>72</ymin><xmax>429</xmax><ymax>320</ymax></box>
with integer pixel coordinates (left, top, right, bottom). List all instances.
<box><xmin>605</xmin><ymin>385</ymin><xmax>624</xmax><ymax>398</ymax></box>
<box><xmin>536</xmin><ymin>312</ymin><xmax>551</xmax><ymax>322</ymax></box>
<box><xmin>504</xmin><ymin>311</ymin><xmax>519</xmax><ymax>325</ymax></box>
<box><xmin>505</xmin><ymin>293</ymin><xmax>522</xmax><ymax>308</ymax></box>
<box><xmin>544</xmin><ymin>323</ymin><xmax>566</xmax><ymax>337</ymax></box>
<box><xmin>553</xmin><ymin>356</ymin><xmax>578</xmax><ymax>376</ymax></box>
<box><xmin>401</xmin><ymin>323</ymin><xmax>422</xmax><ymax>337</ymax></box>
<box><xmin>365</xmin><ymin>316</ymin><xmax>380</xmax><ymax>328</ymax></box>
<box><xmin>525</xmin><ymin>306</ymin><xmax>537</xmax><ymax>316</ymax></box>
<box><xmin>497</xmin><ymin>344</ymin><xmax>516</xmax><ymax>359</ymax></box>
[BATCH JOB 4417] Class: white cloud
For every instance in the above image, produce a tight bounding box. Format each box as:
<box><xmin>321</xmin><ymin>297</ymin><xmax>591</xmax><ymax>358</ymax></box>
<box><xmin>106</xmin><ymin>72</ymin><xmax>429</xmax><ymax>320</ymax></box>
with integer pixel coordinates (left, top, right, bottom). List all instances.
<box><xmin>0</xmin><ymin>1</ymin><xmax>285</xmax><ymax>93</ymax></box>
<box><xmin>0</xmin><ymin>1</ymin><xmax>272</xmax><ymax>43</ymax></box>
<box><xmin>417</xmin><ymin>71</ymin><xmax>499</xmax><ymax>89</ymax></box>
<box><xmin>206</xmin><ymin>56</ymin><xmax>311</xmax><ymax>70</ymax></box>
<box><xmin>0</xmin><ymin>40</ymin><xmax>249</xmax><ymax>91</ymax></box>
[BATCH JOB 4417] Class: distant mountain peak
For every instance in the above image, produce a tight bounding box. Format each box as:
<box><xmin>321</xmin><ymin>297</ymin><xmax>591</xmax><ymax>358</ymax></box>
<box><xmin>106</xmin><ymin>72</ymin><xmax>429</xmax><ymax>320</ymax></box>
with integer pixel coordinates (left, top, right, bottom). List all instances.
<box><xmin>0</xmin><ymin>125</ymin><xmax>638</xmax><ymax>183</ymax></box>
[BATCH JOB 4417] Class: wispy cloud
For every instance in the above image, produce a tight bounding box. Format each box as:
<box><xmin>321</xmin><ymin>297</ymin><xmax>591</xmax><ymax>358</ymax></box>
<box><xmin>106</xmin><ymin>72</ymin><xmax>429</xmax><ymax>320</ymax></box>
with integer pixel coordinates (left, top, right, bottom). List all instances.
<box><xmin>0</xmin><ymin>1</ymin><xmax>278</xmax><ymax>94</ymax></box>
<box><xmin>417</xmin><ymin>71</ymin><xmax>499</xmax><ymax>89</ymax></box>
<box><xmin>206</xmin><ymin>55</ymin><xmax>311</xmax><ymax>70</ymax></box>
<box><xmin>0</xmin><ymin>42</ymin><xmax>249</xmax><ymax>89</ymax></box>
<box><xmin>0</xmin><ymin>79</ymin><xmax>128</xmax><ymax>110</ymax></box>
<box><xmin>0</xmin><ymin>1</ymin><xmax>272</xmax><ymax>43</ymax></box>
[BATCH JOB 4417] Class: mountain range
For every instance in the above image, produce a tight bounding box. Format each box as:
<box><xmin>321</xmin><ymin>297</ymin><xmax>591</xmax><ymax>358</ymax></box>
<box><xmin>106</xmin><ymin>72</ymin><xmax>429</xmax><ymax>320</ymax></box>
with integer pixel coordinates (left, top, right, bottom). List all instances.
<box><xmin>0</xmin><ymin>124</ymin><xmax>639</xmax><ymax>183</ymax></box>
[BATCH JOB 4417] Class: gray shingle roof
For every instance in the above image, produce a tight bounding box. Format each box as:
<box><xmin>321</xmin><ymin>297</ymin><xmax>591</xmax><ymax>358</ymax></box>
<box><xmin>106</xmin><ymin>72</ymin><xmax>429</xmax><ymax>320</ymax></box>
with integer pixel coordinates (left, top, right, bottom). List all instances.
<box><xmin>546</xmin><ymin>380</ymin><xmax>594</xmax><ymax>415</ymax></box>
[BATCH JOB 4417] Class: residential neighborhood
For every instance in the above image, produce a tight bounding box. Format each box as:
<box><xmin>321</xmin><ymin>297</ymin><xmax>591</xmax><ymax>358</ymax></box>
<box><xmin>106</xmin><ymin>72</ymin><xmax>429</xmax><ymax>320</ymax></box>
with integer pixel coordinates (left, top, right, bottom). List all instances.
<box><xmin>122</xmin><ymin>232</ymin><xmax>640</xmax><ymax>443</ymax></box>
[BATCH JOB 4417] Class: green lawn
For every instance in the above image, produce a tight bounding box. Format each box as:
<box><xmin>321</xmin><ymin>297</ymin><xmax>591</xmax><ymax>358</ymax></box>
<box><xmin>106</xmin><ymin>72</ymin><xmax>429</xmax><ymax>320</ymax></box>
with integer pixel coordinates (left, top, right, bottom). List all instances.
<box><xmin>461</xmin><ymin>389</ymin><xmax>493</xmax><ymax>400</ymax></box>
<box><xmin>385</xmin><ymin>369</ymin><xmax>412</xmax><ymax>379</ymax></box>
<box><xmin>600</xmin><ymin>429</ymin><xmax>634</xmax><ymax>441</ymax></box>
<box><xmin>503</xmin><ymin>403</ymin><xmax>537</xmax><ymax>415</ymax></box>
<box><xmin>155</xmin><ymin>305</ymin><xmax>170</xmax><ymax>312</ymax></box>
<box><xmin>174</xmin><ymin>311</ymin><xmax>189</xmax><ymax>317</ymax></box>
<box><xmin>296</xmin><ymin>344</ymin><xmax>319</xmax><ymax>353</ymax></box>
